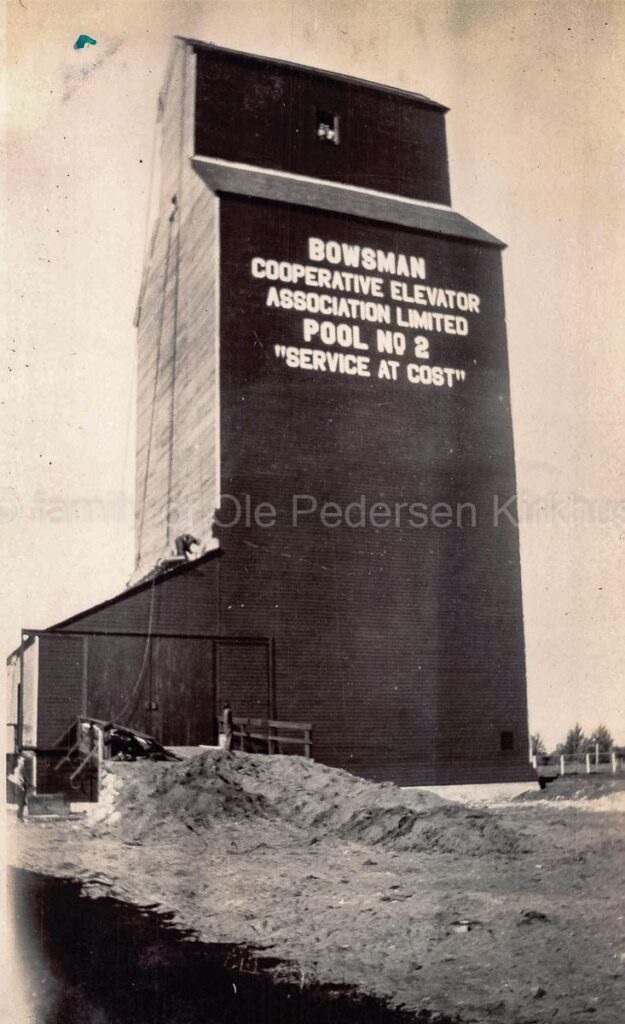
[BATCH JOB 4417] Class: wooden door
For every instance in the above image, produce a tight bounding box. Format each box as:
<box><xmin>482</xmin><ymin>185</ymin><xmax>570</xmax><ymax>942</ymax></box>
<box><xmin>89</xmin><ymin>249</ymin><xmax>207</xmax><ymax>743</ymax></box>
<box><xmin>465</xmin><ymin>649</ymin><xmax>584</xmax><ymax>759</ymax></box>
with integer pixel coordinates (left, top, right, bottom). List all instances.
<box><xmin>150</xmin><ymin>637</ymin><xmax>215</xmax><ymax>746</ymax></box>
<box><xmin>214</xmin><ymin>641</ymin><xmax>272</xmax><ymax>725</ymax></box>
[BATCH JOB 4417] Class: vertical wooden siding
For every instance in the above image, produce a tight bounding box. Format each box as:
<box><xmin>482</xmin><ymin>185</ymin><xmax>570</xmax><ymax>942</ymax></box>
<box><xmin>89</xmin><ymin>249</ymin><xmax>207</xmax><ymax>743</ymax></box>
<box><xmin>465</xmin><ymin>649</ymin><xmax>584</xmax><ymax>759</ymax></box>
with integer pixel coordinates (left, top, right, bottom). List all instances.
<box><xmin>135</xmin><ymin>41</ymin><xmax>219</xmax><ymax>575</ymax></box>
<box><xmin>37</xmin><ymin>634</ymin><xmax>86</xmax><ymax>748</ymax></box>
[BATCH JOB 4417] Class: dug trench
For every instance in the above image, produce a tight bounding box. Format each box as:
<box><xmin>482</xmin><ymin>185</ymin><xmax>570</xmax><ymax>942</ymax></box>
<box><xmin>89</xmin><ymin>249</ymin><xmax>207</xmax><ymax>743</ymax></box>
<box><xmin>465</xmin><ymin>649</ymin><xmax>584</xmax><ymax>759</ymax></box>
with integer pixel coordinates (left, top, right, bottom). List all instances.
<box><xmin>9</xmin><ymin>751</ymin><xmax>625</xmax><ymax>1023</ymax></box>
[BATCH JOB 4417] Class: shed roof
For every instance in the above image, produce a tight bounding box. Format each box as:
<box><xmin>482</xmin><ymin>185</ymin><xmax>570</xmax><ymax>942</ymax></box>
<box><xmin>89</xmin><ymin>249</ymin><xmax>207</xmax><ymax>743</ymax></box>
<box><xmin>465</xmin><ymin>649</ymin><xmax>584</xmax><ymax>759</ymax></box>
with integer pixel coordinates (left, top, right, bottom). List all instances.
<box><xmin>192</xmin><ymin>157</ymin><xmax>505</xmax><ymax>248</ymax></box>
<box><xmin>45</xmin><ymin>549</ymin><xmax>221</xmax><ymax>633</ymax></box>
<box><xmin>176</xmin><ymin>36</ymin><xmax>448</xmax><ymax>112</ymax></box>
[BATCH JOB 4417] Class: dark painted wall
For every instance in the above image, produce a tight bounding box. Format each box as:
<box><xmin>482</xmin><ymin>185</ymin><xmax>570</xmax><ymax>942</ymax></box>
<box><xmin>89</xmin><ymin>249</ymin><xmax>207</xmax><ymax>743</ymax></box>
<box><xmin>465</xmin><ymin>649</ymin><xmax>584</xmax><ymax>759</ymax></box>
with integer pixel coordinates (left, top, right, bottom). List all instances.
<box><xmin>214</xmin><ymin>641</ymin><xmax>272</xmax><ymax>720</ymax></box>
<box><xmin>84</xmin><ymin>634</ymin><xmax>215</xmax><ymax>745</ymax></box>
<box><xmin>216</xmin><ymin>195</ymin><xmax>530</xmax><ymax>784</ymax></box>
<box><xmin>33</xmin><ymin>629</ymin><xmax>217</xmax><ymax>763</ymax></box>
<box><xmin>194</xmin><ymin>46</ymin><xmax>451</xmax><ymax>205</ymax></box>
<box><xmin>34</xmin><ymin>559</ymin><xmax>271</xmax><ymax>758</ymax></box>
<box><xmin>32</xmin><ymin>566</ymin><xmax>221</xmax><ymax>760</ymax></box>
<box><xmin>37</xmin><ymin>635</ymin><xmax>86</xmax><ymax>749</ymax></box>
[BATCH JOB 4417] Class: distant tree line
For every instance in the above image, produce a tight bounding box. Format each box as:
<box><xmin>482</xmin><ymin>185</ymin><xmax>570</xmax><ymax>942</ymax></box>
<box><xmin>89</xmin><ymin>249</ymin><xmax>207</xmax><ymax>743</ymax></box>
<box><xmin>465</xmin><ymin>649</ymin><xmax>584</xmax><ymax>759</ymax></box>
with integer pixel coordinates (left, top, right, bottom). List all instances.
<box><xmin>530</xmin><ymin>724</ymin><xmax>616</xmax><ymax>759</ymax></box>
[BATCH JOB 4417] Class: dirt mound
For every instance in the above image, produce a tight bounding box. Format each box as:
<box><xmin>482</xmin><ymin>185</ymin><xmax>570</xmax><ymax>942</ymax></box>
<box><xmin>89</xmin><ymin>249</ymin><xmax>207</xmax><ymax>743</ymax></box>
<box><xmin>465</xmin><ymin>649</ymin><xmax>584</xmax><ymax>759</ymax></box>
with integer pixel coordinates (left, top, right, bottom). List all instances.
<box><xmin>96</xmin><ymin>754</ymin><xmax>275</xmax><ymax>837</ymax></box>
<box><xmin>96</xmin><ymin>750</ymin><xmax>520</xmax><ymax>855</ymax></box>
<box><xmin>337</xmin><ymin>802</ymin><xmax>521</xmax><ymax>855</ymax></box>
<box><xmin>237</xmin><ymin>754</ymin><xmax>518</xmax><ymax>854</ymax></box>
<box><xmin>516</xmin><ymin>774</ymin><xmax>625</xmax><ymax>803</ymax></box>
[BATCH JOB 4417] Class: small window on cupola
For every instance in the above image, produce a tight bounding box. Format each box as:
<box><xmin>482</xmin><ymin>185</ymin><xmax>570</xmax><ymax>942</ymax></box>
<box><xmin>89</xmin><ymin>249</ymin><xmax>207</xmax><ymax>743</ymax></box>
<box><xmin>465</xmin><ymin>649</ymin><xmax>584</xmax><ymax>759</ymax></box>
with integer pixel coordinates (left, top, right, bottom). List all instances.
<box><xmin>316</xmin><ymin>110</ymin><xmax>340</xmax><ymax>145</ymax></box>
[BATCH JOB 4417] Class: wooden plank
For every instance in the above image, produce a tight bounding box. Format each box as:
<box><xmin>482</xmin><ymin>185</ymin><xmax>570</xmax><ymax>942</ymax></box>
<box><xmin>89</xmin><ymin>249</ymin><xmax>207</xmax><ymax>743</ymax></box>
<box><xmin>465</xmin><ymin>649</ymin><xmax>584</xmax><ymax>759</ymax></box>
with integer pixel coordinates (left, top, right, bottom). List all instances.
<box><xmin>269</xmin><ymin>735</ymin><xmax>309</xmax><ymax>746</ymax></box>
<box><xmin>235</xmin><ymin>730</ymin><xmax>268</xmax><ymax>743</ymax></box>
<box><xmin>268</xmin><ymin>719</ymin><xmax>312</xmax><ymax>730</ymax></box>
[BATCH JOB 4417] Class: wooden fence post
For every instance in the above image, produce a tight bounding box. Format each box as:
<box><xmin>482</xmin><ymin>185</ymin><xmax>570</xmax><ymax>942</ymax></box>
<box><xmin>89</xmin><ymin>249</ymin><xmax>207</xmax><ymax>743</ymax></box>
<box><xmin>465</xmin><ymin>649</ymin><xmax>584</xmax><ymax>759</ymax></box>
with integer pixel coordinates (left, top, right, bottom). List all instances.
<box><xmin>611</xmin><ymin>751</ymin><xmax>617</xmax><ymax>774</ymax></box>
<box><xmin>585</xmin><ymin>753</ymin><xmax>591</xmax><ymax>774</ymax></box>
<box><xmin>97</xmin><ymin>726</ymin><xmax>104</xmax><ymax>799</ymax></box>
<box><xmin>595</xmin><ymin>742</ymin><xmax>599</xmax><ymax>768</ymax></box>
<box><xmin>560</xmin><ymin>754</ymin><xmax>565</xmax><ymax>776</ymax></box>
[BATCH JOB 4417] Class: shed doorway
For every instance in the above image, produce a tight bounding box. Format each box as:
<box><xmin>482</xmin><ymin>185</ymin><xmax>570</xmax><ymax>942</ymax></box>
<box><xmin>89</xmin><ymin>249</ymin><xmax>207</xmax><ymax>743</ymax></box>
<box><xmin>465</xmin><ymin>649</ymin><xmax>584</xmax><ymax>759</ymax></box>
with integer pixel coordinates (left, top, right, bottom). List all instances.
<box><xmin>214</xmin><ymin>639</ymin><xmax>273</xmax><ymax>726</ymax></box>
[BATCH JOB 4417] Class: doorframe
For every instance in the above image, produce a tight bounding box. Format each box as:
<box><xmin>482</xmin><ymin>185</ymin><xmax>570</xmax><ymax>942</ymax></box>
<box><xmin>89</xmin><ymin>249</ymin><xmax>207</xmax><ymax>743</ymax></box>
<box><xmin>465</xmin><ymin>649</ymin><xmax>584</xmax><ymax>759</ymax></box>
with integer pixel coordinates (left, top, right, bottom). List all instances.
<box><xmin>213</xmin><ymin>637</ymin><xmax>276</xmax><ymax>726</ymax></box>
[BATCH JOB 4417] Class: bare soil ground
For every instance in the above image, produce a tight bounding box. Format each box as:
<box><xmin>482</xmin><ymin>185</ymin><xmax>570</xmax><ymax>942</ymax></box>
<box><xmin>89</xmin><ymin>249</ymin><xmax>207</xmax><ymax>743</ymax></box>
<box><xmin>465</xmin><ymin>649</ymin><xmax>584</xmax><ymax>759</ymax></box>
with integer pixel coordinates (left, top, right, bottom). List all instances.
<box><xmin>9</xmin><ymin>751</ymin><xmax>625</xmax><ymax>1023</ymax></box>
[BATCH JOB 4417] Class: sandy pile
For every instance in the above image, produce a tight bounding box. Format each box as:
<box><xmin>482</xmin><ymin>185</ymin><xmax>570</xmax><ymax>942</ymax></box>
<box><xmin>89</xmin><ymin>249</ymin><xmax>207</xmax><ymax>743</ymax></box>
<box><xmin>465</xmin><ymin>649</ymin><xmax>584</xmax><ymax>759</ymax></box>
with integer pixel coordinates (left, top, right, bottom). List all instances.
<box><xmin>94</xmin><ymin>751</ymin><xmax>521</xmax><ymax>856</ymax></box>
<box><xmin>516</xmin><ymin>774</ymin><xmax>625</xmax><ymax>804</ymax></box>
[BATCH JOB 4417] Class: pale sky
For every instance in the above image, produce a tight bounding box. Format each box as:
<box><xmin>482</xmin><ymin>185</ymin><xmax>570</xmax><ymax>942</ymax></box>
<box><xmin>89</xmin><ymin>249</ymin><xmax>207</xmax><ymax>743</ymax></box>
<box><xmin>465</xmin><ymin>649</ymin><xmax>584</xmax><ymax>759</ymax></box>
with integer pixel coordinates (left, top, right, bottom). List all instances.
<box><xmin>3</xmin><ymin>0</ymin><xmax>625</xmax><ymax>750</ymax></box>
